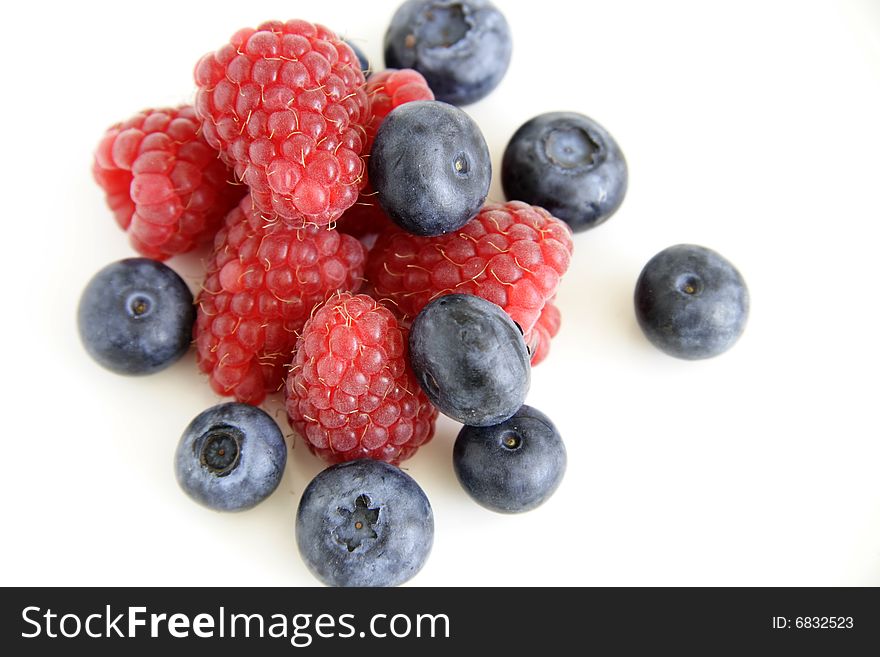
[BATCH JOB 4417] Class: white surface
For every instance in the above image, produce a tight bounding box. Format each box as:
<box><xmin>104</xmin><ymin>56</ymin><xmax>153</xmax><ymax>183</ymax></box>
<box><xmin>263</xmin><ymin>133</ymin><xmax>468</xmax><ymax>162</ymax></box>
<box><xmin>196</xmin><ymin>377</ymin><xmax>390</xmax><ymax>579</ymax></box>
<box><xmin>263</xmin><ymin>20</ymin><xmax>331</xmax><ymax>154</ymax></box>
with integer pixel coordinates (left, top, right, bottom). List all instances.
<box><xmin>2</xmin><ymin>0</ymin><xmax>879</xmax><ymax>587</ymax></box>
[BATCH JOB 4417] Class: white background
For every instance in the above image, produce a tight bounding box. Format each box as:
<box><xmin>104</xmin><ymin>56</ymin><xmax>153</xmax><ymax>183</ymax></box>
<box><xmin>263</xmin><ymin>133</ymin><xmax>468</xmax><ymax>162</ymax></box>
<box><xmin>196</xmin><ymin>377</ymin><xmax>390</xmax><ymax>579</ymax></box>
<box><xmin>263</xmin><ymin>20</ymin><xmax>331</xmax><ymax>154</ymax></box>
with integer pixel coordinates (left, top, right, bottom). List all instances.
<box><xmin>2</xmin><ymin>0</ymin><xmax>879</xmax><ymax>587</ymax></box>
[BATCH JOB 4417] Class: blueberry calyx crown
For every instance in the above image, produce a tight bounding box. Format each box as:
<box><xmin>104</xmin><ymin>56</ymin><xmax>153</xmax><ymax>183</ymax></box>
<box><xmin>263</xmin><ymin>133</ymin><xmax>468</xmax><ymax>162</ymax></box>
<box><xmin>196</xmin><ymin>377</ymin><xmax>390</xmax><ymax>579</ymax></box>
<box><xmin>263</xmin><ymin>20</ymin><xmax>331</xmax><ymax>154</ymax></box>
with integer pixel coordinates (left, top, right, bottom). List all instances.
<box><xmin>500</xmin><ymin>430</ymin><xmax>522</xmax><ymax>450</ymax></box>
<box><xmin>125</xmin><ymin>292</ymin><xmax>154</xmax><ymax>318</ymax></box>
<box><xmin>335</xmin><ymin>494</ymin><xmax>381</xmax><ymax>553</ymax></box>
<box><xmin>418</xmin><ymin>3</ymin><xmax>472</xmax><ymax>49</ymax></box>
<box><xmin>196</xmin><ymin>425</ymin><xmax>242</xmax><ymax>477</ymax></box>
<box><xmin>543</xmin><ymin>125</ymin><xmax>602</xmax><ymax>171</ymax></box>
<box><xmin>675</xmin><ymin>273</ymin><xmax>704</xmax><ymax>296</ymax></box>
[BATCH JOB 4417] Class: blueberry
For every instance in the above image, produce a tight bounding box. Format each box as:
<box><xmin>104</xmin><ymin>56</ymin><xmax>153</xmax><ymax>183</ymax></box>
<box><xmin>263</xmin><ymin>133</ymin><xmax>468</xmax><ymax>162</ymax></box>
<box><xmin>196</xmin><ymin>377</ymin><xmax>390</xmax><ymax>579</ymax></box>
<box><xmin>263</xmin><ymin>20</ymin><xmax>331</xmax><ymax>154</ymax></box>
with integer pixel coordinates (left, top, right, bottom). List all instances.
<box><xmin>409</xmin><ymin>293</ymin><xmax>530</xmax><ymax>426</ymax></box>
<box><xmin>502</xmin><ymin>112</ymin><xmax>628</xmax><ymax>233</ymax></box>
<box><xmin>370</xmin><ymin>100</ymin><xmax>490</xmax><ymax>236</ymax></box>
<box><xmin>454</xmin><ymin>405</ymin><xmax>566</xmax><ymax>513</ymax></box>
<box><xmin>384</xmin><ymin>0</ymin><xmax>512</xmax><ymax>105</ymax></box>
<box><xmin>175</xmin><ymin>402</ymin><xmax>287</xmax><ymax>512</ymax></box>
<box><xmin>634</xmin><ymin>244</ymin><xmax>749</xmax><ymax>359</ymax></box>
<box><xmin>77</xmin><ymin>258</ymin><xmax>195</xmax><ymax>375</ymax></box>
<box><xmin>344</xmin><ymin>40</ymin><xmax>371</xmax><ymax>78</ymax></box>
<box><xmin>296</xmin><ymin>459</ymin><xmax>433</xmax><ymax>587</ymax></box>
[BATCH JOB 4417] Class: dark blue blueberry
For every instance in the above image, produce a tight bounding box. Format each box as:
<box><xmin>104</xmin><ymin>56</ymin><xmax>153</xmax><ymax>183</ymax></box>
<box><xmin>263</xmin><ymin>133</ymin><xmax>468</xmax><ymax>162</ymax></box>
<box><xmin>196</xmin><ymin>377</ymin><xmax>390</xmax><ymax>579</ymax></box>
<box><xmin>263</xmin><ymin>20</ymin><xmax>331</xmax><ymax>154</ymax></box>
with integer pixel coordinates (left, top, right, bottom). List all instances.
<box><xmin>384</xmin><ymin>0</ymin><xmax>512</xmax><ymax>105</ymax></box>
<box><xmin>634</xmin><ymin>244</ymin><xmax>749</xmax><ymax>359</ymax></box>
<box><xmin>454</xmin><ymin>405</ymin><xmax>566</xmax><ymax>513</ymax></box>
<box><xmin>502</xmin><ymin>112</ymin><xmax>628</xmax><ymax>233</ymax></box>
<box><xmin>344</xmin><ymin>40</ymin><xmax>371</xmax><ymax>78</ymax></box>
<box><xmin>296</xmin><ymin>459</ymin><xmax>433</xmax><ymax>587</ymax></box>
<box><xmin>175</xmin><ymin>402</ymin><xmax>287</xmax><ymax>512</ymax></box>
<box><xmin>77</xmin><ymin>258</ymin><xmax>195</xmax><ymax>375</ymax></box>
<box><xmin>409</xmin><ymin>293</ymin><xmax>530</xmax><ymax>426</ymax></box>
<box><xmin>369</xmin><ymin>100</ymin><xmax>490</xmax><ymax>236</ymax></box>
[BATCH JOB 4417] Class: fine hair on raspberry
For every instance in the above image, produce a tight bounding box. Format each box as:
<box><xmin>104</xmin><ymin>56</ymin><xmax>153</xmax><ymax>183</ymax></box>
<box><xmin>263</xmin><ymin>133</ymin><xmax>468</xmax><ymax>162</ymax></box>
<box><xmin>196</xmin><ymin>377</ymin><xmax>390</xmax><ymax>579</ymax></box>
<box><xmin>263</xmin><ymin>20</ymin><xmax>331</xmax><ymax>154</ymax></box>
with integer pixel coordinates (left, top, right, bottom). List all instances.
<box><xmin>195</xmin><ymin>195</ymin><xmax>367</xmax><ymax>405</ymax></box>
<box><xmin>285</xmin><ymin>292</ymin><xmax>438</xmax><ymax>464</ymax></box>
<box><xmin>194</xmin><ymin>20</ymin><xmax>371</xmax><ymax>228</ymax></box>
<box><xmin>93</xmin><ymin>105</ymin><xmax>244</xmax><ymax>260</ymax></box>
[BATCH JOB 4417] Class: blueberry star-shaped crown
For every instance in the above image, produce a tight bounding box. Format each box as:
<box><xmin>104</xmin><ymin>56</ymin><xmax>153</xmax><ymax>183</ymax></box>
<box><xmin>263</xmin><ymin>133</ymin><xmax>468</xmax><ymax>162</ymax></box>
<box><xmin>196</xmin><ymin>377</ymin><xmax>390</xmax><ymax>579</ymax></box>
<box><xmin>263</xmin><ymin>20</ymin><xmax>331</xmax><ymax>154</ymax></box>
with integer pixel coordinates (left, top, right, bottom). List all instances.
<box><xmin>335</xmin><ymin>494</ymin><xmax>380</xmax><ymax>552</ymax></box>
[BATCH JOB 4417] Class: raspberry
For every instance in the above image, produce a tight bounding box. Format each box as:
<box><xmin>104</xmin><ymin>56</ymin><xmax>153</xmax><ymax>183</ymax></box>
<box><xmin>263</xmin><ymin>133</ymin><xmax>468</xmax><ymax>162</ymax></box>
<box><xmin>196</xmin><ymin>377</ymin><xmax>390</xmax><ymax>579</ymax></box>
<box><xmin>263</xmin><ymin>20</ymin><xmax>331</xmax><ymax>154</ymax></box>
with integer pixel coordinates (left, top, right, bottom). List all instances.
<box><xmin>334</xmin><ymin>199</ymin><xmax>395</xmax><ymax>239</ymax></box>
<box><xmin>529</xmin><ymin>298</ymin><xmax>561</xmax><ymax>366</ymax></box>
<box><xmin>93</xmin><ymin>106</ymin><xmax>243</xmax><ymax>260</ymax></box>
<box><xmin>195</xmin><ymin>195</ymin><xmax>367</xmax><ymax>405</ymax></box>
<box><xmin>335</xmin><ymin>69</ymin><xmax>433</xmax><ymax>239</ymax></box>
<box><xmin>285</xmin><ymin>292</ymin><xmax>438</xmax><ymax>464</ymax></box>
<box><xmin>194</xmin><ymin>20</ymin><xmax>370</xmax><ymax>227</ymax></box>
<box><xmin>366</xmin><ymin>201</ymin><xmax>573</xmax><ymax>363</ymax></box>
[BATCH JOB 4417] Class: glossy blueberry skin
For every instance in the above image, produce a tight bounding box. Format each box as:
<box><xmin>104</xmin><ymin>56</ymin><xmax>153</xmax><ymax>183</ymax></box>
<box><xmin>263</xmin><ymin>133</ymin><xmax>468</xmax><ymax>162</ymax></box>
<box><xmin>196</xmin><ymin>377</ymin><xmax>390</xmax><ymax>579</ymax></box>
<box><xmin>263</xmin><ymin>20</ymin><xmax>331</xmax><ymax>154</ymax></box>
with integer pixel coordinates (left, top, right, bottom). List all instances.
<box><xmin>370</xmin><ymin>100</ymin><xmax>490</xmax><ymax>236</ymax></box>
<box><xmin>454</xmin><ymin>405</ymin><xmax>566</xmax><ymax>513</ymax></box>
<box><xmin>77</xmin><ymin>258</ymin><xmax>195</xmax><ymax>375</ymax></box>
<box><xmin>634</xmin><ymin>244</ymin><xmax>749</xmax><ymax>359</ymax></box>
<box><xmin>409</xmin><ymin>294</ymin><xmax>530</xmax><ymax>426</ymax></box>
<box><xmin>296</xmin><ymin>459</ymin><xmax>434</xmax><ymax>587</ymax></box>
<box><xmin>175</xmin><ymin>403</ymin><xmax>287</xmax><ymax>512</ymax></box>
<box><xmin>384</xmin><ymin>0</ymin><xmax>512</xmax><ymax>105</ymax></box>
<box><xmin>502</xmin><ymin>112</ymin><xmax>628</xmax><ymax>233</ymax></box>
<box><xmin>344</xmin><ymin>40</ymin><xmax>371</xmax><ymax>78</ymax></box>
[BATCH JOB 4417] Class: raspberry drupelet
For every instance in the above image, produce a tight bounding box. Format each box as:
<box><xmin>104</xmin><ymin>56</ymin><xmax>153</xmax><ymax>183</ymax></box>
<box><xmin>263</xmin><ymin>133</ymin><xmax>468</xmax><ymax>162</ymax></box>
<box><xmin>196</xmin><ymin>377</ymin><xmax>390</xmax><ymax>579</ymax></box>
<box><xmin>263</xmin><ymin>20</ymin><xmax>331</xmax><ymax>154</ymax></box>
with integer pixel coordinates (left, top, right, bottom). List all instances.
<box><xmin>530</xmin><ymin>297</ymin><xmax>561</xmax><ymax>366</ymax></box>
<box><xmin>285</xmin><ymin>292</ymin><xmax>438</xmax><ymax>464</ymax></box>
<box><xmin>366</xmin><ymin>201</ymin><xmax>573</xmax><ymax>363</ymax></box>
<box><xmin>93</xmin><ymin>106</ymin><xmax>243</xmax><ymax>260</ymax></box>
<box><xmin>193</xmin><ymin>20</ymin><xmax>371</xmax><ymax>228</ymax></box>
<box><xmin>195</xmin><ymin>195</ymin><xmax>367</xmax><ymax>405</ymax></box>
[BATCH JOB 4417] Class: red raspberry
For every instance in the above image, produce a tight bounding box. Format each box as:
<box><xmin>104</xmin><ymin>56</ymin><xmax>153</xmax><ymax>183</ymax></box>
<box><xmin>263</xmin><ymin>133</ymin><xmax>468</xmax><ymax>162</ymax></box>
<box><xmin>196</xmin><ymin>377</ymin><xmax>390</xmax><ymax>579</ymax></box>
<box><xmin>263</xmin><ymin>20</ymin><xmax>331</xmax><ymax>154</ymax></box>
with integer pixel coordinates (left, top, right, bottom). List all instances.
<box><xmin>194</xmin><ymin>20</ymin><xmax>370</xmax><ymax>227</ymax></box>
<box><xmin>335</xmin><ymin>69</ymin><xmax>433</xmax><ymax>239</ymax></box>
<box><xmin>285</xmin><ymin>292</ymin><xmax>438</xmax><ymax>464</ymax></box>
<box><xmin>366</xmin><ymin>201</ymin><xmax>573</xmax><ymax>363</ymax></box>
<box><xmin>195</xmin><ymin>195</ymin><xmax>367</xmax><ymax>405</ymax></box>
<box><xmin>92</xmin><ymin>106</ymin><xmax>243</xmax><ymax>260</ymax></box>
<box><xmin>334</xmin><ymin>196</ymin><xmax>394</xmax><ymax>239</ymax></box>
<box><xmin>529</xmin><ymin>298</ymin><xmax>561</xmax><ymax>365</ymax></box>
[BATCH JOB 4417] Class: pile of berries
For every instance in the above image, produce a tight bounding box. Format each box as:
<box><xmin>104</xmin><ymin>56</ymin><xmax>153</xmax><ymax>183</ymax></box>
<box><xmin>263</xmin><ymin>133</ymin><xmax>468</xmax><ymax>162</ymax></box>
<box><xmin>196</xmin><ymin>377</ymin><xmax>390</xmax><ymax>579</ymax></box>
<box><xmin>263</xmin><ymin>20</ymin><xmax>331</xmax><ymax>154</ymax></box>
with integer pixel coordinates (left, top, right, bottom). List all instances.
<box><xmin>78</xmin><ymin>0</ymin><xmax>748</xmax><ymax>587</ymax></box>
